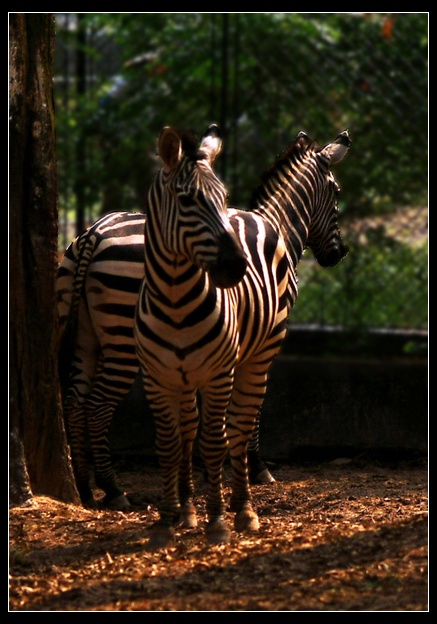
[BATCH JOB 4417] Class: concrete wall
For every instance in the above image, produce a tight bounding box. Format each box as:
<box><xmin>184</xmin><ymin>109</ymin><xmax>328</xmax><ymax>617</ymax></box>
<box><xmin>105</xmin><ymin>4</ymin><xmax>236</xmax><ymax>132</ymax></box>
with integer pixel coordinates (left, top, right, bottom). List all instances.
<box><xmin>110</xmin><ymin>327</ymin><xmax>428</xmax><ymax>460</ymax></box>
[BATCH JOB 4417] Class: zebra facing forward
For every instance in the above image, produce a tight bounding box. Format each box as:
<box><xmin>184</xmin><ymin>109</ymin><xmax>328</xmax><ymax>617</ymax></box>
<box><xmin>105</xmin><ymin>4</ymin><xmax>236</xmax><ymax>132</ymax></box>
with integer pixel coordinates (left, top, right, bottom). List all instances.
<box><xmin>133</xmin><ymin>125</ymin><xmax>350</xmax><ymax>549</ymax></box>
<box><xmin>58</xmin><ymin>129</ymin><xmax>270</xmax><ymax>513</ymax></box>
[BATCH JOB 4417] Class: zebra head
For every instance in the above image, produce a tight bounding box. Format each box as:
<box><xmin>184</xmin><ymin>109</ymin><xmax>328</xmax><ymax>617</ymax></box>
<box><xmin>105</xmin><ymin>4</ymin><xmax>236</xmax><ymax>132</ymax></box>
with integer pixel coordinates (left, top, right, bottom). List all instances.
<box><xmin>304</xmin><ymin>130</ymin><xmax>351</xmax><ymax>268</ymax></box>
<box><xmin>150</xmin><ymin>124</ymin><xmax>248</xmax><ymax>288</ymax></box>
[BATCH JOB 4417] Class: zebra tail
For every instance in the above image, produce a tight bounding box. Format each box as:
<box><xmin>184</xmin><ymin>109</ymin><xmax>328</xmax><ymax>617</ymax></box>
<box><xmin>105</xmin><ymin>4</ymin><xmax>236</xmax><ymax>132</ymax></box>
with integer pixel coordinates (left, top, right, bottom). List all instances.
<box><xmin>57</xmin><ymin>226</ymin><xmax>97</xmax><ymax>399</ymax></box>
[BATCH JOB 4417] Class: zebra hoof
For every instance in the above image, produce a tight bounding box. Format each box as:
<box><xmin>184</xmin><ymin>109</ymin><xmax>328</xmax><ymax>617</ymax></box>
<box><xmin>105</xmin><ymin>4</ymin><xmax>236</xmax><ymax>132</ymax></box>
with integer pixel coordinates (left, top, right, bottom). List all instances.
<box><xmin>234</xmin><ymin>509</ymin><xmax>260</xmax><ymax>533</ymax></box>
<box><xmin>82</xmin><ymin>496</ymin><xmax>98</xmax><ymax>510</ymax></box>
<box><xmin>205</xmin><ymin>519</ymin><xmax>231</xmax><ymax>545</ymax></box>
<box><xmin>146</xmin><ymin>525</ymin><xmax>175</xmax><ymax>551</ymax></box>
<box><xmin>252</xmin><ymin>467</ymin><xmax>276</xmax><ymax>484</ymax></box>
<box><xmin>104</xmin><ymin>493</ymin><xmax>131</xmax><ymax>511</ymax></box>
<box><xmin>179</xmin><ymin>505</ymin><xmax>197</xmax><ymax>529</ymax></box>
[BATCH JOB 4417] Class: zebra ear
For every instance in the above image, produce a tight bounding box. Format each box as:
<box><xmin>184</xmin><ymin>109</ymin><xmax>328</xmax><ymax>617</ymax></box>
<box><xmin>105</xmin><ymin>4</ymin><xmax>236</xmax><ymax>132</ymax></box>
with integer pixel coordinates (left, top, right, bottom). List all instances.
<box><xmin>157</xmin><ymin>126</ymin><xmax>182</xmax><ymax>172</ymax></box>
<box><xmin>320</xmin><ymin>130</ymin><xmax>352</xmax><ymax>165</ymax></box>
<box><xmin>199</xmin><ymin>124</ymin><xmax>223</xmax><ymax>165</ymax></box>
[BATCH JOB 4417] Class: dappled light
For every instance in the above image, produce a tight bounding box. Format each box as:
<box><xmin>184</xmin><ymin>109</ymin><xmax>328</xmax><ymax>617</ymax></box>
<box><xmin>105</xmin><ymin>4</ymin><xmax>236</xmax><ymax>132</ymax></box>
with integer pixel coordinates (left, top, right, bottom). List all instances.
<box><xmin>10</xmin><ymin>458</ymin><xmax>428</xmax><ymax>611</ymax></box>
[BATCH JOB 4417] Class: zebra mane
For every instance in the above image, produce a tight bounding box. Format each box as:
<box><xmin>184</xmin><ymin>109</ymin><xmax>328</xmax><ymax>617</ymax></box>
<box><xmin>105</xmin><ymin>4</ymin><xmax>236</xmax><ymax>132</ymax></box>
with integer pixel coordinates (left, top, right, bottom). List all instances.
<box><xmin>178</xmin><ymin>130</ymin><xmax>209</xmax><ymax>162</ymax></box>
<box><xmin>249</xmin><ymin>133</ymin><xmax>317</xmax><ymax>210</ymax></box>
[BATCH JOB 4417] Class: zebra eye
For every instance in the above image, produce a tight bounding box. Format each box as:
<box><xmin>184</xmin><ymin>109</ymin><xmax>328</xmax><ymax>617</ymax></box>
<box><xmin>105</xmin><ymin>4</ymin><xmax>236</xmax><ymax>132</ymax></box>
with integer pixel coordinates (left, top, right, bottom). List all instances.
<box><xmin>178</xmin><ymin>194</ymin><xmax>195</xmax><ymax>208</ymax></box>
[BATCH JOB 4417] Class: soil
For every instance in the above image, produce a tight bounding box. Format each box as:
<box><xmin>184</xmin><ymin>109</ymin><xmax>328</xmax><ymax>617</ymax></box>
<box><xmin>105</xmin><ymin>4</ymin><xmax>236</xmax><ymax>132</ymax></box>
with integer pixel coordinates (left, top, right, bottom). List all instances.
<box><xmin>9</xmin><ymin>455</ymin><xmax>428</xmax><ymax>612</ymax></box>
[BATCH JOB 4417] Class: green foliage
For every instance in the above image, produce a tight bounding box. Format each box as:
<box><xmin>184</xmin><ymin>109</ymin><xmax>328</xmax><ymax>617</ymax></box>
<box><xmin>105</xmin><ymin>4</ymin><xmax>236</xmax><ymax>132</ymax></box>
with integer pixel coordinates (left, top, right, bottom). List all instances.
<box><xmin>54</xmin><ymin>12</ymin><xmax>428</xmax><ymax>331</ymax></box>
<box><xmin>55</xmin><ymin>13</ymin><xmax>428</xmax><ymax>211</ymax></box>
<box><xmin>291</xmin><ymin>230</ymin><xmax>428</xmax><ymax>329</ymax></box>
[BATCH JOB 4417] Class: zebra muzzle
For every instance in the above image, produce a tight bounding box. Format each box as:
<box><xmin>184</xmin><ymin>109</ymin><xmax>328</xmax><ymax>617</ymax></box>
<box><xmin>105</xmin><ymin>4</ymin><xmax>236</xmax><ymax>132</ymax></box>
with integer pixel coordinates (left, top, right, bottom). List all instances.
<box><xmin>318</xmin><ymin>241</ymin><xmax>349</xmax><ymax>268</ymax></box>
<box><xmin>208</xmin><ymin>232</ymin><xmax>248</xmax><ymax>289</ymax></box>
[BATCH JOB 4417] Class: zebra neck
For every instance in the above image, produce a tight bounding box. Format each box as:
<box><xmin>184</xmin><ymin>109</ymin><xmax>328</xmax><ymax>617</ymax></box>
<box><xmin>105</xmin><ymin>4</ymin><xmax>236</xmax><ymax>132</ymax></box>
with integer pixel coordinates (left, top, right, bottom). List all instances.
<box><xmin>143</xmin><ymin>220</ymin><xmax>215</xmax><ymax>316</ymax></box>
<box><xmin>252</xmin><ymin>196</ymin><xmax>309</xmax><ymax>268</ymax></box>
<box><xmin>249</xmin><ymin>149</ymin><xmax>325</xmax><ymax>268</ymax></box>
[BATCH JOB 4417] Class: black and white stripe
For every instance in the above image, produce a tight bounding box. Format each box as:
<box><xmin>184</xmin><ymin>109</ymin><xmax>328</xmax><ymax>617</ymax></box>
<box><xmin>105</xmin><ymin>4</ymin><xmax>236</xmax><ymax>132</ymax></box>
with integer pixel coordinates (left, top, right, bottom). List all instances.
<box><xmin>57</xmin><ymin>126</ymin><xmax>351</xmax><ymax>528</ymax></box>
<box><xmin>57</xmin><ymin>211</ymin><xmax>146</xmax><ymax>509</ymax></box>
<box><xmin>133</xmin><ymin>126</ymin><xmax>350</xmax><ymax>548</ymax></box>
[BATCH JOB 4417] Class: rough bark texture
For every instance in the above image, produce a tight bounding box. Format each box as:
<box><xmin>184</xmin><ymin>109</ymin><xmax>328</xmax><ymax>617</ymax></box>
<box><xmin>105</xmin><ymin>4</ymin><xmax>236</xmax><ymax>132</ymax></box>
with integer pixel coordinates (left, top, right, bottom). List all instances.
<box><xmin>9</xmin><ymin>13</ymin><xmax>79</xmax><ymax>506</ymax></box>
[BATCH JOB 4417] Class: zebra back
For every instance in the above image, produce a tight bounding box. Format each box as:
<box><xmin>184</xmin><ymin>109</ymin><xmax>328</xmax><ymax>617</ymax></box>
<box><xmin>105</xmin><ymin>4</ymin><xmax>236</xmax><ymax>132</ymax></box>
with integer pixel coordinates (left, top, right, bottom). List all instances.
<box><xmin>57</xmin><ymin>211</ymin><xmax>145</xmax><ymax>398</ymax></box>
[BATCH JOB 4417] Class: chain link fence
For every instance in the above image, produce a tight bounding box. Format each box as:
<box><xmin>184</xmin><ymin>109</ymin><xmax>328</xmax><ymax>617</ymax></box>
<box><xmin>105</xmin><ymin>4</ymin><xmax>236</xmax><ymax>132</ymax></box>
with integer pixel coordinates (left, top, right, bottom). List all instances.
<box><xmin>54</xmin><ymin>13</ymin><xmax>428</xmax><ymax>334</ymax></box>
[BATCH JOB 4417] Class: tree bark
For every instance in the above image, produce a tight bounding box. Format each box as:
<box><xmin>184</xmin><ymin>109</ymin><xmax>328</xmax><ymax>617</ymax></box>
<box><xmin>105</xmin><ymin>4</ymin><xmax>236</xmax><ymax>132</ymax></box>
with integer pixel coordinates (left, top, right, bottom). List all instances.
<box><xmin>9</xmin><ymin>13</ymin><xmax>79</xmax><ymax>506</ymax></box>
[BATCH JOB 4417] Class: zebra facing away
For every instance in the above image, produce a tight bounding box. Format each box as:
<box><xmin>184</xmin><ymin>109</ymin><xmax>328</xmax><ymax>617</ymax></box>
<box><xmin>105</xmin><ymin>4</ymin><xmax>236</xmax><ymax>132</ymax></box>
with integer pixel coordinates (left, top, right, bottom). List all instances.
<box><xmin>57</xmin><ymin>125</ymin><xmax>351</xmax><ymax>529</ymax></box>
<box><xmin>133</xmin><ymin>125</ymin><xmax>351</xmax><ymax>549</ymax></box>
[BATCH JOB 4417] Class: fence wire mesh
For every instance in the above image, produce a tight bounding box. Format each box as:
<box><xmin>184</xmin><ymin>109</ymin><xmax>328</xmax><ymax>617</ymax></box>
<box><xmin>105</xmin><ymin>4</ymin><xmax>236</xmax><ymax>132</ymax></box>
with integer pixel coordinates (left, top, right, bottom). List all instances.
<box><xmin>54</xmin><ymin>13</ymin><xmax>428</xmax><ymax>333</ymax></box>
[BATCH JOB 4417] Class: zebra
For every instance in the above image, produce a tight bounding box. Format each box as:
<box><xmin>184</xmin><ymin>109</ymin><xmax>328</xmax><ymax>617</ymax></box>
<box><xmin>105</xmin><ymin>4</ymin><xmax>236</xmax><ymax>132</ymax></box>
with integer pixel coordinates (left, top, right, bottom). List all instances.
<box><xmin>133</xmin><ymin>124</ymin><xmax>351</xmax><ymax>549</ymax></box>
<box><xmin>57</xmin><ymin>125</ymin><xmax>351</xmax><ymax>520</ymax></box>
<box><xmin>57</xmin><ymin>211</ymin><xmax>148</xmax><ymax>510</ymax></box>
<box><xmin>57</xmin><ymin>130</ymin><xmax>272</xmax><ymax>513</ymax></box>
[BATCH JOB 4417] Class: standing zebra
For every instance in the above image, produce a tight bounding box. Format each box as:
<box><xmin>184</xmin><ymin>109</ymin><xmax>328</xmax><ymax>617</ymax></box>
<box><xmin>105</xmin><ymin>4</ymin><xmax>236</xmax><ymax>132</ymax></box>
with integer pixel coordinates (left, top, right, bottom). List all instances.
<box><xmin>57</xmin><ymin>125</ymin><xmax>351</xmax><ymax>519</ymax></box>
<box><xmin>56</xmin><ymin>132</ymin><xmax>269</xmax><ymax>511</ymax></box>
<box><xmin>57</xmin><ymin>128</ymin><xmax>270</xmax><ymax>513</ymax></box>
<box><xmin>133</xmin><ymin>125</ymin><xmax>351</xmax><ymax>549</ymax></box>
<box><xmin>57</xmin><ymin>211</ymin><xmax>147</xmax><ymax>510</ymax></box>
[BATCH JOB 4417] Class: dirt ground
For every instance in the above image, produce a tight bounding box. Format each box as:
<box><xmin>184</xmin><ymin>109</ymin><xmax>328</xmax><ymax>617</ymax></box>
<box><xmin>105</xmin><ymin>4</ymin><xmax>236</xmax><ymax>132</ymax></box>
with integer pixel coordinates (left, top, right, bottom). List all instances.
<box><xmin>9</xmin><ymin>454</ymin><xmax>428</xmax><ymax>612</ymax></box>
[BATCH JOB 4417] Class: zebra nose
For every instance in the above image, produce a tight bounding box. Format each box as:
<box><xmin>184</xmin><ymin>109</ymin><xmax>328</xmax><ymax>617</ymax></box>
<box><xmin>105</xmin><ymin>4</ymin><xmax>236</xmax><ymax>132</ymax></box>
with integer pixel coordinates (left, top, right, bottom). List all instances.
<box><xmin>209</xmin><ymin>232</ymin><xmax>248</xmax><ymax>289</ymax></box>
<box><xmin>318</xmin><ymin>241</ymin><xmax>349</xmax><ymax>268</ymax></box>
<box><xmin>340</xmin><ymin>242</ymin><xmax>349</xmax><ymax>258</ymax></box>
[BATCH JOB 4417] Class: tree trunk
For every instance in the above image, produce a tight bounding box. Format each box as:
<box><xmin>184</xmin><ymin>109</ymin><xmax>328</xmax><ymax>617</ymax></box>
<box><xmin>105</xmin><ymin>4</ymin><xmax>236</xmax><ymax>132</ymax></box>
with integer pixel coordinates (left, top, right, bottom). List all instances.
<box><xmin>9</xmin><ymin>13</ymin><xmax>79</xmax><ymax>506</ymax></box>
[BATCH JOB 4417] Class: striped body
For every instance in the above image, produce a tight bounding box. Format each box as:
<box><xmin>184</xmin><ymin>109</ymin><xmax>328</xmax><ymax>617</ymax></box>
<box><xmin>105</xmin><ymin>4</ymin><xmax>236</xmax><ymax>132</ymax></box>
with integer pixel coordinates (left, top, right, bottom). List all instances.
<box><xmin>58</xmin><ymin>210</ymin><xmax>276</xmax><ymax>510</ymax></box>
<box><xmin>135</xmin><ymin>209</ymin><xmax>290</xmax><ymax>547</ymax></box>
<box><xmin>133</xmin><ymin>127</ymin><xmax>350</xmax><ymax>548</ymax></box>
<box><xmin>57</xmin><ymin>128</ymin><xmax>351</xmax><ymax>528</ymax></box>
<box><xmin>57</xmin><ymin>212</ymin><xmax>146</xmax><ymax>508</ymax></box>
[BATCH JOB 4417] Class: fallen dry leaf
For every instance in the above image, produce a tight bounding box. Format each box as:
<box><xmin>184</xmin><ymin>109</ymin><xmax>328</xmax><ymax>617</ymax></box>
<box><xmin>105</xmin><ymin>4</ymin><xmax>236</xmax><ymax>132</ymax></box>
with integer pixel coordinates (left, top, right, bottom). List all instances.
<box><xmin>9</xmin><ymin>456</ymin><xmax>428</xmax><ymax>611</ymax></box>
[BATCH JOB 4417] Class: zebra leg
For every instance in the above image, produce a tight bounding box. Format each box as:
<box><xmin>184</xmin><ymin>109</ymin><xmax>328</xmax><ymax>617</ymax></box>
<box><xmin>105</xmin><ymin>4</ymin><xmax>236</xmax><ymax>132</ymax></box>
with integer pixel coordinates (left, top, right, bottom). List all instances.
<box><xmin>84</xmin><ymin>363</ymin><xmax>137</xmax><ymax>510</ymax></box>
<box><xmin>86</xmin><ymin>402</ymin><xmax>130</xmax><ymax>511</ymax></box>
<box><xmin>226</xmin><ymin>364</ymin><xmax>275</xmax><ymax>533</ymax></box>
<box><xmin>177</xmin><ymin>391</ymin><xmax>200</xmax><ymax>529</ymax></box>
<box><xmin>201</xmin><ymin>421</ymin><xmax>275</xmax><ymax>485</ymax></box>
<box><xmin>199</xmin><ymin>386</ymin><xmax>232</xmax><ymax>545</ymax></box>
<box><xmin>63</xmin><ymin>388</ymin><xmax>95</xmax><ymax>507</ymax></box>
<box><xmin>62</xmin><ymin>313</ymin><xmax>100</xmax><ymax>507</ymax></box>
<box><xmin>247</xmin><ymin>419</ymin><xmax>276</xmax><ymax>484</ymax></box>
<box><xmin>144</xmin><ymin>386</ymin><xmax>186</xmax><ymax>550</ymax></box>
